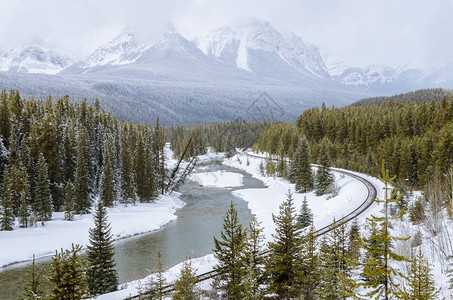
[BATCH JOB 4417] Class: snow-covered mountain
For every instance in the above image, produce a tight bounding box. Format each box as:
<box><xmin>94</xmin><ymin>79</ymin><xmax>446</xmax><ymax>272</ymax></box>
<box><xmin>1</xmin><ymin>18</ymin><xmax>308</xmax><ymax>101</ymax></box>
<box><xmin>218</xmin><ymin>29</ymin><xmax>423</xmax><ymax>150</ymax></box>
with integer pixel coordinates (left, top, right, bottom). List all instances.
<box><xmin>1</xmin><ymin>20</ymin><xmax>452</xmax><ymax>125</ymax></box>
<box><xmin>82</xmin><ymin>31</ymin><xmax>149</xmax><ymax>68</ymax></box>
<box><xmin>196</xmin><ymin>21</ymin><xmax>331</xmax><ymax>82</ymax></box>
<box><xmin>329</xmin><ymin>63</ymin><xmax>399</xmax><ymax>86</ymax></box>
<box><xmin>0</xmin><ymin>45</ymin><xmax>70</xmax><ymax>75</ymax></box>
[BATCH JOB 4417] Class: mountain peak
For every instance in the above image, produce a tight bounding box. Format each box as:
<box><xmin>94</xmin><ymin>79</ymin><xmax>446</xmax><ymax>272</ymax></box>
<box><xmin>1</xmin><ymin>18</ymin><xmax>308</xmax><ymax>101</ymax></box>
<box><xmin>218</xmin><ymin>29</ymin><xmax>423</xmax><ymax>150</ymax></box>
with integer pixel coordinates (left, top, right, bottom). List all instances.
<box><xmin>196</xmin><ymin>21</ymin><xmax>330</xmax><ymax>79</ymax></box>
<box><xmin>82</xmin><ymin>30</ymin><xmax>148</xmax><ymax>68</ymax></box>
<box><xmin>0</xmin><ymin>43</ymin><xmax>70</xmax><ymax>75</ymax></box>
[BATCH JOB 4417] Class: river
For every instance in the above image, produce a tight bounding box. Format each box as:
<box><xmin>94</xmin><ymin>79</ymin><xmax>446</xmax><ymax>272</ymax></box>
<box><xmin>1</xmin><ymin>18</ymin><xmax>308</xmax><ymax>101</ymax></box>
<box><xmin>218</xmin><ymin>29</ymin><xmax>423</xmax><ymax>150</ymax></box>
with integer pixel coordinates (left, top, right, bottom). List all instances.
<box><xmin>0</xmin><ymin>160</ymin><xmax>265</xmax><ymax>299</ymax></box>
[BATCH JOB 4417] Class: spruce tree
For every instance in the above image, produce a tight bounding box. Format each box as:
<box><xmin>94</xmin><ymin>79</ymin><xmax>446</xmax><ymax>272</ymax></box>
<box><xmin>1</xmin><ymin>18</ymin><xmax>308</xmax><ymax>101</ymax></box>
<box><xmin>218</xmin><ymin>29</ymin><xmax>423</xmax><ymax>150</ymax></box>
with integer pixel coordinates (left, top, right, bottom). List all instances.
<box><xmin>348</xmin><ymin>219</ymin><xmax>361</xmax><ymax>260</ymax></box>
<box><xmin>358</xmin><ymin>162</ymin><xmax>410</xmax><ymax>299</ymax></box>
<box><xmin>242</xmin><ymin>216</ymin><xmax>265</xmax><ymax>297</ymax></box>
<box><xmin>172</xmin><ymin>259</ymin><xmax>198</xmax><ymax>300</ymax></box>
<box><xmin>74</xmin><ymin>127</ymin><xmax>91</xmax><ymax>214</ymax></box>
<box><xmin>291</xmin><ymin>136</ymin><xmax>314</xmax><ymax>193</ymax></box>
<box><xmin>63</xmin><ymin>181</ymin><xmax>75</xmax><ymax>221</ymax></box>
<box><xmin>265</xmin><ymin>190</ymin><xmax>304</xmax><ymax>298</ymax></box>
<box><xmin>242</xmin><ymin>256</ymin><xmax>263</xmax><ymax>300</ymax></box>
<box><xmin>297</xmin><ymin>196</ymin><xmax>313</xmax><ymax>229</ymax></box>
<box><xmin>48</xmin><ymin>244</ymin><xmax>88</xmax><ymax>300</ymax></box>
<box><xmin>406</xmin><ymin>249</ymin><xmax>438</xmax><ymax>300</ymax></box>
<box><xmin>213</xmin><ymin>201</ymin><xmax>246</xmax><ymax>299</ymax></box>
<box><xmin>315</xmin><ymin>139</ymin><xmax>334</xmax><ymax>196</ymax></box>
<box><xmin>0</xmin><ymin>169</ymin><xmax>14</xmax><ymax>230</ymax></box>
<box><xmin>317</xmin><ymin>221</ymin><xmax>349</xmax><ymax>300</ymax></box>
<box><xmin>34</xmin><ymin>153</ymin><xmax>53</xmax><ymax>225</ymax></box>
<box><xmin>101</xmin><ymin>138</ymin><xmax>115</xmax><ymax>207</ymax></box>
<box><xmin>154</xmin><ymin>249</ymin><xmax>167</xmax><ymax>300</ymax></box>
<box><xmin>19</xmin><ymin>189</ymin><xmax>31</xmax><ymax>228</ymax></box>
<box><xmin>22</xmin><ymin>254</ymin><xmax>43</xmax><ymax>300</ymax></box>
<box><xmin>86</xmin><ymin>200</ymin><xmax>118</xmax><ymax>295</ymax></box>
<box><xmin>300</xmin><ymin>226</ymin><xmax>319</xmax><ymax>300</ymax></box>
<box><xmin>120</xmin><ymin>128</ymin><xmax>136</xmax><ymax>205</ymax></box>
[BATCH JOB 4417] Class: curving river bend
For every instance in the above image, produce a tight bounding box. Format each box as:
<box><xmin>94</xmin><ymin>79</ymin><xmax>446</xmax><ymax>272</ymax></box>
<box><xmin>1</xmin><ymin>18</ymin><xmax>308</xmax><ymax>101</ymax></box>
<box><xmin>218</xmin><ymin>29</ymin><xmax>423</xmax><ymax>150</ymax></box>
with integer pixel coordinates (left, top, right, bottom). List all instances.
<box><xmin>0</xmin><ymin>160</ymin><xmax>265</xmax><ymax>299</ymax></box>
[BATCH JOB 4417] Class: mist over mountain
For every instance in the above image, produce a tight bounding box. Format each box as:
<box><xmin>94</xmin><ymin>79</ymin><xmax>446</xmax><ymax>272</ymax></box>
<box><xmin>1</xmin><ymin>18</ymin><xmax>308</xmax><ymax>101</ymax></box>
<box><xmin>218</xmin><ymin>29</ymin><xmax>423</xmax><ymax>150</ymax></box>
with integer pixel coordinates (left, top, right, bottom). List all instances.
<box><xmin>0</xmin><ymin>20</ymin><xmax>451</xmax><ymax>124</ymax></box>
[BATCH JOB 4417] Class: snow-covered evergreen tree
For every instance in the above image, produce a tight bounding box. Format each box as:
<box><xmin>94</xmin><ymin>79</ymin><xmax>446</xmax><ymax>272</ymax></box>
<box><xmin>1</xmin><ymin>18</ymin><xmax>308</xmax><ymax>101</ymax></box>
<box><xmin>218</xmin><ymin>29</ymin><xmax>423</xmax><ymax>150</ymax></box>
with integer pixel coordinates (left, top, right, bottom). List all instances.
<box><xmin>172</xmin><ymin>259</ymin><xmax>198</xmax><ymax>300</ymax></box>
<box><xmin>101</xmin><ymin>138</ymin><xmax>115</xmax><ymax>207</ymax></box>
<box><xmin>315</xmin><ymin>139</ymin><xmax>334</xmax><ymax>196</ymax></box>
<box><xmin>406</xmin><ymin>249</ymin><xmax>438</xmax><ymax>300</ymax></box>
<box><xmin>242</xmin><ymin>216</ymin><xmax>265</xmax><ymax>296</ymax></box>
<box><xmin>63</xmin><ymin>180</ymin><xmax>75</xmax><ymax>221</ymax></box>
<box><xmin>297</xmin><ymin>196</ymin><xmax>313</xmax><ymax>229</ymax></box>
<box><xmin>34</xmin><ymin>153</ymin><xmax>52</xmax><ymax>225</ymax></box>
<box><xmin>0</xmin><ymin>168</ymin><xmax>14</xmax><ymax>230</ymax></box>
<box><xmin>291</xmin><ymin>136</ymin><xmax>314</xmax><ymax>193</ymax></box>
<box><xmin>300</xmin><ymin>226</ymin><xmax>319</xmax><ymax>300</ymax></box>
<box><xmin>19</xmin><ymin>189</ymin><xmax>31</xmax><ymax>228</ymax></box>
<box><xmin>213</xmin><ymin>201</ymin><xmax>246</xmax><ymax>299</ymax></box>
<box><xmin>265</xmin><ymin>191</ymin><xmax>304</xmax><ymax>298</ymax></box>
<box><xmin>22</xmin><ymin>254</ymin><xmax>43</xmax><ymax>300</ymax></box>
<box><xmin>48</xmin><ymin>244</ymin><xmax>88</xmax><ymax>299</ymax></box>
<box><xmin>86</xmin><ymin>200</ymin><xmax>118</xmax><ymax>295</ymax></box>
<box><xmin>74</xmin><ymin>126</ymin><xmax>91</xmax><ymax>214</ymax></box>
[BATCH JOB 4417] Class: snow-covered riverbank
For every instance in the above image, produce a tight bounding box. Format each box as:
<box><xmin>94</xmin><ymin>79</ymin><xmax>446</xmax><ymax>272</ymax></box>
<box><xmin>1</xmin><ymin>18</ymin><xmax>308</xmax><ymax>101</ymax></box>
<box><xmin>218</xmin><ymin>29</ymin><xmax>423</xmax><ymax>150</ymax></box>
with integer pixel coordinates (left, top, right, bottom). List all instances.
<box><xmin>0</xmin><ymin>193</ymin><xmax>184</xmax><ymax>268</ymax></box>
<box><xmin>99</xmin><ymin>150</ymin><xmax>383</xmax><ymax>299</ymax></box>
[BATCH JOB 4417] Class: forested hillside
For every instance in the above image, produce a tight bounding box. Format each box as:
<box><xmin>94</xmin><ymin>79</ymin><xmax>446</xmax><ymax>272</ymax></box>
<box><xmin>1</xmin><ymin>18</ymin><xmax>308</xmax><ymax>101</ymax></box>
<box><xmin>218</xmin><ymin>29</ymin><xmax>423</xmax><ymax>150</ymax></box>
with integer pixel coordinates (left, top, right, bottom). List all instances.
<box><xmin>353</xmin><ymin>88</ymin><xmax>453</xmax><ymax>106</ymax></box>
<box><xmin>0</xmin><ymin>90</ymin><xmax>165</xmax><ymax>231</ymax></box>
<box><xmin>255</xmin><ymin>97</ymin><xmax>453</xmax><ymax>190</ymax></box>
<box><xmin>168</xmin><ymin>120</ymin><xmax>272</xmax><ymax>158</ymax></box>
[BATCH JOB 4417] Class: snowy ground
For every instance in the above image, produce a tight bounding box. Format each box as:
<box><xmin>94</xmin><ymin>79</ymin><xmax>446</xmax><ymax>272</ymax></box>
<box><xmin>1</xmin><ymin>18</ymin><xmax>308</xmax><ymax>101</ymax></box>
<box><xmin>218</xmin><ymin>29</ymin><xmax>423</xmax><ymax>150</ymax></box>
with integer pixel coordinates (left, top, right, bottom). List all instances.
<box><xmin>190</xmin><ymin>171</ymin><xmax>243</xmax><ymax>188</ymax></box>
<box><xmin>0</xmin><ymin>192</ymin><xmax>184</xmax><ymax>269</ymax></box>
<box><xmin>99</xmin><ymin>150</ymin><xmax>384</xmax><ymax>299</ymax></box>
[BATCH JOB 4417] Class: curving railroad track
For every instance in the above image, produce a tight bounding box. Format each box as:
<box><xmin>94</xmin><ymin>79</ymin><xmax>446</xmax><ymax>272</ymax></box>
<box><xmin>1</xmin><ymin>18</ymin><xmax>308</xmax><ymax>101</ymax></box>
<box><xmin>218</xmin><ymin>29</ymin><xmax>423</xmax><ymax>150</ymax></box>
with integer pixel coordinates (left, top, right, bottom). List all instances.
<box><xmin>126</xmin><ymin>153</ymin><xmax>377</xmax><ymax>299</ymax></box>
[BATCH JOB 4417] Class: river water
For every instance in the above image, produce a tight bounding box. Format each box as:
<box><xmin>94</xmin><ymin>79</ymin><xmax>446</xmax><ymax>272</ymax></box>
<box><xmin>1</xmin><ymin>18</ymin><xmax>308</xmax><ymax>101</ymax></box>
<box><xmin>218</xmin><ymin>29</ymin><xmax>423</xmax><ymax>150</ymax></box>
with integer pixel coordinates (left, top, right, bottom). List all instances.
<box><xmin>0</xmin><ymin>160</ymin><xmax>265</xmax><ymax>299</ymax></box>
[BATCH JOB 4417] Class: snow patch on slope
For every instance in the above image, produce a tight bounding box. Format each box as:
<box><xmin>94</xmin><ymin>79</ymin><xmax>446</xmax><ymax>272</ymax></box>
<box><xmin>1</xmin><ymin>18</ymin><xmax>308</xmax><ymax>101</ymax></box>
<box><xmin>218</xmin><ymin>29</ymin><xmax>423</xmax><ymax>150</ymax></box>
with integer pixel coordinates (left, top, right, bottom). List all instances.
<box><xmin>236</xmin><ymin>37</ymin><xmax>251</xmax><ymax>71</ymax></box>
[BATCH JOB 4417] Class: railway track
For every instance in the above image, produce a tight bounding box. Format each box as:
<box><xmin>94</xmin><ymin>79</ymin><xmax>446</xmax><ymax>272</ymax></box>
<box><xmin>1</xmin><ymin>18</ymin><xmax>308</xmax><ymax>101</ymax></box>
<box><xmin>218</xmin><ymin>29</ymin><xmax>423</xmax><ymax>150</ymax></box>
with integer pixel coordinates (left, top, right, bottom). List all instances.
<box><xmin>126</xmin><ymin>153</ymin><xmax>377</xmax><ymax>299</ymax></box>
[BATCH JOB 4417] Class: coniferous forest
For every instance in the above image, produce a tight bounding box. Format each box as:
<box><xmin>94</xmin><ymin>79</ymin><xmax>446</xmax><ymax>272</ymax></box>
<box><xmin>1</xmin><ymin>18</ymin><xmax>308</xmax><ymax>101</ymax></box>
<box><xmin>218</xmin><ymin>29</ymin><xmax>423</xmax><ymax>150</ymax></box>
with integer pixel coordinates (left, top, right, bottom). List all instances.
<box><xmin>0</xmin><ymin>89</ymin><xmax>166</xmax><ymax>231</ymax></box>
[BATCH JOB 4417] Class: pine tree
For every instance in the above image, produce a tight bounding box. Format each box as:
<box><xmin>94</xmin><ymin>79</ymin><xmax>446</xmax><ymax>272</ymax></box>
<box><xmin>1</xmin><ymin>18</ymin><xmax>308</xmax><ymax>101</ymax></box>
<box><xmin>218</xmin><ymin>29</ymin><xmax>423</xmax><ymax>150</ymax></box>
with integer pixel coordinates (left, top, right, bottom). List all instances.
<box><xmin>291</xmin><ymin>136</ymin><xmax>314</xmax><ymax>192</ymax></box>
<box><xmin>154</xmin><ymin>249</ymin><xmax>167</xmax><ymax>300</ymax></box>
<box><xmin>317</xmin><ymin>221</ymin><xmax>349</xmax><ymax>300</ymax></box>
<box><xmin>120</xmin><ymin>127</ymin><xmax>136</xmax><ymax>205</ymax></box>
<box><xmin>34</xmin><ymin>153</ymin><xmax>53</xmax><ymax>225</ymax></box>
<box><xmin>86</xmin><ymin>200</ymin><xmax>118</xmax><ymax>295</ymax></box>
<box><xmin>19</xmin><ymin>189</ymin><xmax>31</xmax><ymax>228</ymax></box>
<box><xmin>265</xmin><ymin>190</ymin><xmax>304</xmax><ymax>298</ymax></box>
<box><xmin>300</xmin><ymin>226</ymin><xmax>319</xmax><ymax>300</ymax></box>
<box><xmin>63</xmin><ymin>181</ymin><xmax>75</xmax><ymax>221</ymax></box>
<box><xmin>242</xmin><ymin>256</ymin><xmax>263</xmax><ymax>300</ymax></box>
<box><xmin>74</xmin><ymin>127</ymin><xmax>91</xmax><ymax>214</ymax></box>
<box><xmin>48</xmin><ymin>244</ymin><xmax>88</xmax><ymax>300</ymax></box>
<box><xmin>406</xmin><ymin>249</ymin><xmax>438</xmax><ymax>300</ymax></box>
<box><xmin>358</xmin><ymin>162</ymin><xmax>410</xmax><ymax>299</ymax></box>
<box><xmin>22</xmin><ymin>254</ymin><xmax>43</xmax><ymax>300</ymax></box>
<box><xmin>348</xmin><ymin>219</ymin><xmax>361</xmax><ymax>260</ymax></box>
<box><xmin>213</xmin><ymin>201</ymin><xmax>246</xmax><ymax>299</ymax></box>
<box><xmin>0</xmin><ymin>169</ymin><xmax>14</xmax><ymax>230</ymax></box>
<box><xmin>172</xmin><ymin>259</ymin><xmax>198</xmax><ymax>300</ymax></box>
<box><xmin>242</xmin><ymin>216</ymin><xmax>265</xmax><ymax>297</ymax></box>
<box><xmin>298</xmin><ymin>196</ymin><xmax>313</xmax><ymax>229</ymax></box>
<box><xmin>315</xmin><ymin>139</ymin><xmax>334</xmax><ymax>196</ymax></box>
<box><xmin>101</xmin><ymin>138</ymin><xmax>115</xmax><ymax>207</ymax></box>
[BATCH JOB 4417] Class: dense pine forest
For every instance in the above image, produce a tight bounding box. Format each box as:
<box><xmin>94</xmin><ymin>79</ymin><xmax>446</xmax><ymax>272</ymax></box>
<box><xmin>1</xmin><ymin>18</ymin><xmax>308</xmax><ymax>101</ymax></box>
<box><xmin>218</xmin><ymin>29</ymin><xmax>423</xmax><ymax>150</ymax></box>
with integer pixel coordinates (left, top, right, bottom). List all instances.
<box><xmin>168</xmin><ymin>120</ymin><xmax>272</xmax><ymax>158</ymax></box>
<box><xmin>255</xmin><ymin>97</ymin><xmax>453</xmax><ymax>190</ymax></box>
<box><xmin>353</xmin><ymin>88</ymin><xmax>453</xmax><ymax>106</ymax></box>
<box><xmin>0</xmin><ymin>90</ymin><xmax>166</xmax><ymax>231</ymax></box>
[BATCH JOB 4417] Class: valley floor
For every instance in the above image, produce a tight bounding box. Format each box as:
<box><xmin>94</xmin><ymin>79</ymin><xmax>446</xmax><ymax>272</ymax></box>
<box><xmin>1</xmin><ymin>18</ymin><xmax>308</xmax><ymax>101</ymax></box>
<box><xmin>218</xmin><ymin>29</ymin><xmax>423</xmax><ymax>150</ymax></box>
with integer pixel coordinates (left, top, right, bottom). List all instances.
<box><xmin>98</xmin><ymin>150</ymin><xmax>384</xmax><ymax>299</ymax></box>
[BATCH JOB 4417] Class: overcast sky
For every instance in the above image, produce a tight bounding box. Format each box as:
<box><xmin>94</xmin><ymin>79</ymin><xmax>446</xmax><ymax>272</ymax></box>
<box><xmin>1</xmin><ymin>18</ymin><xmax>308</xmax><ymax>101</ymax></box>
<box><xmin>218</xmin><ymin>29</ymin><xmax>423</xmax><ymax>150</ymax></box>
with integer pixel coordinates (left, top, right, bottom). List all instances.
<box><xmin>0</xmin><ymin>0</ymin><xmax>451</xmax><ymax>70</ymax></box>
